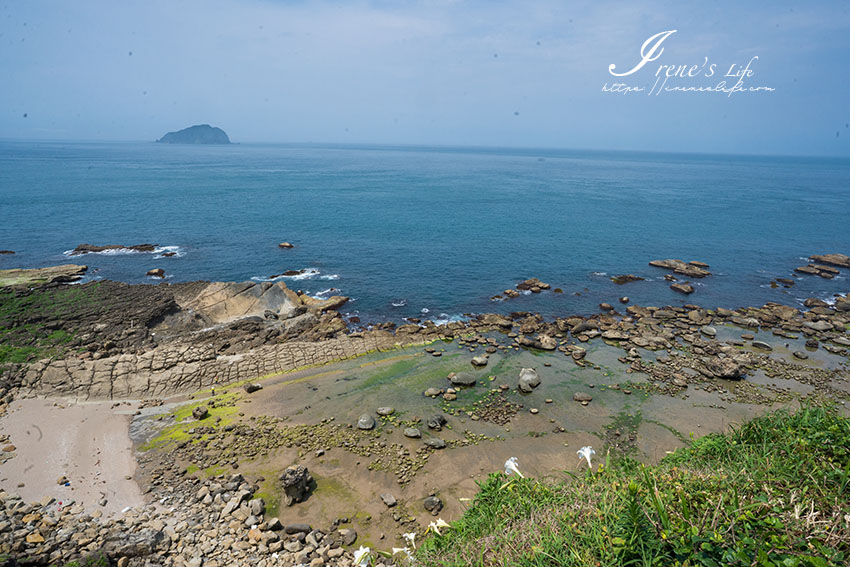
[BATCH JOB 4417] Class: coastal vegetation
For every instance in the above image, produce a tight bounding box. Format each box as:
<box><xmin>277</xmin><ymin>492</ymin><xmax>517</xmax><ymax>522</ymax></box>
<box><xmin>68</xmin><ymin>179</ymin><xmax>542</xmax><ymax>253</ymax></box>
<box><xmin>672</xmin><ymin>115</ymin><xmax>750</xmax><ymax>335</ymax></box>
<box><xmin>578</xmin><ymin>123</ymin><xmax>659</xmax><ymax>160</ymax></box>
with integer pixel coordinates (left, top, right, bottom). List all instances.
<box><xmin>416</xmin><ymin>406</ymin><xmax>850</xmax><ymax>567</ymax></box>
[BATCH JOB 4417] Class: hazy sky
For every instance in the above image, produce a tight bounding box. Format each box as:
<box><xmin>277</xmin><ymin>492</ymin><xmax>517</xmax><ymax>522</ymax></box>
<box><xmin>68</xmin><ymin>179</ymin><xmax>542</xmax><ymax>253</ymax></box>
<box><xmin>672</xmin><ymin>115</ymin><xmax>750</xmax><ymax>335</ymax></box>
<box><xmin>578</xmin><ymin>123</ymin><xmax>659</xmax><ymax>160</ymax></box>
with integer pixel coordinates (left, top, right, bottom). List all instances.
<box><xmin>2</xmin><ymin>1</ymin><xmax>849</xmax><ymax>155</ymax></box>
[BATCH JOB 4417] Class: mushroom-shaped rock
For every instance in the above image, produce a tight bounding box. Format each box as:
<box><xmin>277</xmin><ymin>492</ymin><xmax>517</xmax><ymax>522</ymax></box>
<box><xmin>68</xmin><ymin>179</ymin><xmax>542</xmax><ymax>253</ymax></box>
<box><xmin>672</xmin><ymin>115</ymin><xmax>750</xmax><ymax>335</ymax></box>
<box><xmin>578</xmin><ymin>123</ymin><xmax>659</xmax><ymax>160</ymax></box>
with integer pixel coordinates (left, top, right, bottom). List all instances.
<box><xmin>279</xmin><ymin>465</ymin><xmax>313</xmax><ymax>506</ymax></box>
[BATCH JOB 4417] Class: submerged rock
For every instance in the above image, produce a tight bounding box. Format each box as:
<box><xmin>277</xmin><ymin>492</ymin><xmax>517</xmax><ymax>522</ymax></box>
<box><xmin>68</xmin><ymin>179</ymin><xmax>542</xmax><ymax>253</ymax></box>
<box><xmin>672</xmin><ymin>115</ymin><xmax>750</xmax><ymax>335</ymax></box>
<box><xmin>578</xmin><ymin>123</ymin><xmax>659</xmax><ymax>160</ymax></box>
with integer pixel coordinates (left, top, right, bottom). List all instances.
<box><xmin>650</xmin><ymin>259</ymin><xmax>711</xmax><ymax>278</ymax></box>
<box><xmin>450</xmin><ymin>373</ymin><xmax>478</xmax><ymax>387</ymax></box>
<box><xmin>69</xmin><ymin>243</ymin><xmax>157</xmax><ymax>255</ymax></box>
<box><xmin>611</xmin><ymin>274</ymin><xmax>644</xmax><ymax>285</ymax></box>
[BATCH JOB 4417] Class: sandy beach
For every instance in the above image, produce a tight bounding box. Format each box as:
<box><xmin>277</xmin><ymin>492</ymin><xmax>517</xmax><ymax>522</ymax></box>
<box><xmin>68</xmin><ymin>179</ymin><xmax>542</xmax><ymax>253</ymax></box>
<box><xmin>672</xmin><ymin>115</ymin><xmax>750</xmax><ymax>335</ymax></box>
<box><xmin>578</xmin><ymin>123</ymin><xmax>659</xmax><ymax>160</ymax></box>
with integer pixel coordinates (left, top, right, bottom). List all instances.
<box><xmin>0</xmin><ymin>398</ymin><xmax>145</xmax><ymax>516</ymax></box>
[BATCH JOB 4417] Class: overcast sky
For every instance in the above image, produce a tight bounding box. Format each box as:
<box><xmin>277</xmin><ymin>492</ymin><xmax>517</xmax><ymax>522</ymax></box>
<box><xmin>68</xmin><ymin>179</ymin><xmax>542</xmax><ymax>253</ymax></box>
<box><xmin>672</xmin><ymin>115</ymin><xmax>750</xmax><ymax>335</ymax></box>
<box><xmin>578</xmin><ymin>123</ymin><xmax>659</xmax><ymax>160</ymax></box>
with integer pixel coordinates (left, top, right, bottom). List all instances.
<box><xmin>1</xmin><ymin>1</ymin><xmax>849</xmax><ymax>155</ymax></box>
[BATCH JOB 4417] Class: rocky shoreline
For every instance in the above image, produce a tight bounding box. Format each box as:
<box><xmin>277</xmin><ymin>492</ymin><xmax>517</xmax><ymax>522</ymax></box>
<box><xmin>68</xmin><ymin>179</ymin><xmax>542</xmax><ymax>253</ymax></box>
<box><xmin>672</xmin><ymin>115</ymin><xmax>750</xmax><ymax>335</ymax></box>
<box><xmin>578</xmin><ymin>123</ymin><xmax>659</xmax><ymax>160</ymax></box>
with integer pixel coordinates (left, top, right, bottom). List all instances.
<box><xmin>1</xmin><ymin>266</ymin><xmax>849</xmax><ymax>567</ymax></box>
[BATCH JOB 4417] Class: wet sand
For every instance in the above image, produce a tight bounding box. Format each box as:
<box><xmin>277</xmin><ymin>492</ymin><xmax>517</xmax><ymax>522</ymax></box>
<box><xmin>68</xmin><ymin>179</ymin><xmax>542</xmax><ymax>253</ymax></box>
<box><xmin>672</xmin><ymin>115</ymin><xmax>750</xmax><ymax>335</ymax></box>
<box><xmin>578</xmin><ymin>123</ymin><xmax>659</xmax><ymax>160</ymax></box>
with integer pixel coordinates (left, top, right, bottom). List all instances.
<box><xmin>0</xmin><ymin>398</ymin><xmax>145</xmax><ymax>516</ymax></box>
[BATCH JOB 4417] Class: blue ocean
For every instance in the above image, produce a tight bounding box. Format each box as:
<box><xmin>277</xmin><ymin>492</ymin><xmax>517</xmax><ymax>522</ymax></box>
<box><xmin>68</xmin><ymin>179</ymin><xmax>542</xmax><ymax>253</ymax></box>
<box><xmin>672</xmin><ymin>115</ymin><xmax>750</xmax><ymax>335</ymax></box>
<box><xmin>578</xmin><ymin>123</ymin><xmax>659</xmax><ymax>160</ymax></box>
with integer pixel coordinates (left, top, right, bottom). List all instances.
<box><xmin>1</xmin><ymin>141</ymin><xmax>848</xmax><ymax>323</ymax></box>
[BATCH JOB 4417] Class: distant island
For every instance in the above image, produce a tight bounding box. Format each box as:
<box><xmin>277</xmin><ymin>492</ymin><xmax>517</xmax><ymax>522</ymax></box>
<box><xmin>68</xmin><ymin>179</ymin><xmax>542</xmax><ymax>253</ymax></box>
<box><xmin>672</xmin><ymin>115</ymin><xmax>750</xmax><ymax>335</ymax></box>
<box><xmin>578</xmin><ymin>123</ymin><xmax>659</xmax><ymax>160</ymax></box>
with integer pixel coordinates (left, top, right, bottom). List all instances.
<box><xmin>156</xmin><ymin>124</ymin><xmax>230</xmax><ymax>144</ymax></box>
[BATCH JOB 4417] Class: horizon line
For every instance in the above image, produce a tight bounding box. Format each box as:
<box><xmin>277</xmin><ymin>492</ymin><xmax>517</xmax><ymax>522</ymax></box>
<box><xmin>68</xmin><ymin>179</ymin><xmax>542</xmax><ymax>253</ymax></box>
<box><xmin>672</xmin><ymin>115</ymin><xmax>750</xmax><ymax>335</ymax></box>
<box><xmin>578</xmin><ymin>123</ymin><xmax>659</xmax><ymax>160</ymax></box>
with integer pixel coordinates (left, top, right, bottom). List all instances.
<box><xmin>1</xmin><ymin>136</ymin><xmax>848</xmax><ymax>162</ymax></box>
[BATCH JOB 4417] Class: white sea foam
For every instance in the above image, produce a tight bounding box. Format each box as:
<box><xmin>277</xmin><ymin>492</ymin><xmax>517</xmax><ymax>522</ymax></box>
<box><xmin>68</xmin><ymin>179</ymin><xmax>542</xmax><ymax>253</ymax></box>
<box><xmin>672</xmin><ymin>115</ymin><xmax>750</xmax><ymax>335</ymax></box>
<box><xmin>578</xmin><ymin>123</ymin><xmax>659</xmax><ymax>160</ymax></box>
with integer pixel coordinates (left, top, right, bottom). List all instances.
<box><xmin>319</xmin><ymin>274</ymin><xmax>340</xmax><ymax>280</ymax></box>
<box><xmin>250</xmin><ymin>268</ymin><xmax>321</xmax><ymax>282</ymax></box>
<box><xmin>62</xmin><ymin>244</ymin><xmax>184</xmax><ymax>257</ymax></box>
<box><xmin>432</xmin><ymin>313</ymin><xmax>466</xmax><ymax>326</ymax></box>
<box><xmin>592</xmin><ymin>271</ymin><xmax>607</xmax><ymax>276</ymax></box>
<box><xmin>311</xmin><ymin>288</ymin><xmax>340</xmax><ymax>299</ymax></box>
<box><xmin>420</xmin><ymin>307</ymin><xmax>430</xmax><ymax>314</ymax></box>
<box><xmin>153</xmin><ymin>245</ymin><xmax>184</xmax><ymax>258</ymax></box>
<box><xmin>284</xmin><ymin>268</ymin><xmax>320</xmax><ymax>280</ymax></box>
<box><xmin>391</xmin><ymin>299</ymin><xmax>407</xmax><ymax>307</ymax></box>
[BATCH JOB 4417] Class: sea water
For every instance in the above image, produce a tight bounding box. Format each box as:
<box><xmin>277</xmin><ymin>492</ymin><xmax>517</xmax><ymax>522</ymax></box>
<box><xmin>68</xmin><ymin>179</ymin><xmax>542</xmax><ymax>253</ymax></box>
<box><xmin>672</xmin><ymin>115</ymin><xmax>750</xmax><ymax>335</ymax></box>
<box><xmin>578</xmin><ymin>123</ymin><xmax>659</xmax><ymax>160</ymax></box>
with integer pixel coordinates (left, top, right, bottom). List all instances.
<box><xmin>1</xmin><ymin>140</ymin><xmax>848</xmax><ymax>323</ymax></box>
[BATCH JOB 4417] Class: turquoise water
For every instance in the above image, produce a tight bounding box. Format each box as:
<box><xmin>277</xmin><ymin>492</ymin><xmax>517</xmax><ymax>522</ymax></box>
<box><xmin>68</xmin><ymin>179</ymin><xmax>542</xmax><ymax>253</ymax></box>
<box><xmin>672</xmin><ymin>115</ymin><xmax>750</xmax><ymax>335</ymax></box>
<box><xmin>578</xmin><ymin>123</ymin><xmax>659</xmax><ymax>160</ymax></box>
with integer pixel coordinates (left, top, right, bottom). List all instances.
<box><xmin>1</xmin><ymin>141</ymin><xmax>848</xmax><ymax>322</ymax></box>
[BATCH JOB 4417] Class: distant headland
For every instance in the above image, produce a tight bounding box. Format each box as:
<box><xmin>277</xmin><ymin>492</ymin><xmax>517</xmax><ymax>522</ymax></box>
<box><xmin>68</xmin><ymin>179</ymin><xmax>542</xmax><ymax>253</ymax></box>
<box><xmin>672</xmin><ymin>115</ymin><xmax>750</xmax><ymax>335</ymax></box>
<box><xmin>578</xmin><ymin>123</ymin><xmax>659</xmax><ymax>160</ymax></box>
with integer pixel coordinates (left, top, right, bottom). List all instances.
<box><xmin>156</xmin><ymin>124</ymin><xmax>231</xmax><ymax>144</ymax></box>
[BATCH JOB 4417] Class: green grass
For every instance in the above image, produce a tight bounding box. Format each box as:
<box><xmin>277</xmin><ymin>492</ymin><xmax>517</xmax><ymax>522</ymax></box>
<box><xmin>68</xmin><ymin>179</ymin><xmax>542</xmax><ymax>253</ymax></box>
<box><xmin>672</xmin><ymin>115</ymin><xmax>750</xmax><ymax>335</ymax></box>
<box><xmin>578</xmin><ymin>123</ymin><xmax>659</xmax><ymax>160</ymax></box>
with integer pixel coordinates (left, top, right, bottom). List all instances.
<box><xmin>416</xmin><ymin>406</ymin><xmax>850</xmax><ymax>567</ymax></box>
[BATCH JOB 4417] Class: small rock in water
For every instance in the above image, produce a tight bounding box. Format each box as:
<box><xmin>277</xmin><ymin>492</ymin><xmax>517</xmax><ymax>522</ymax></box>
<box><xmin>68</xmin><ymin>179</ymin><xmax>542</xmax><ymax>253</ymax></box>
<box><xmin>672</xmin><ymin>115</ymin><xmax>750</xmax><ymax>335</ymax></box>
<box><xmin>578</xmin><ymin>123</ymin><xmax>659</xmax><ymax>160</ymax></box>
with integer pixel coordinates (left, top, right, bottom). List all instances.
<box><xmin>450</xmin><ymin>373</ymin><xmax>478</xmax><ymax>387</ymax></box>
<box><xmin>573</xmin><ymin>392</ymin><xmax>593</xmax><ymax>403</ymax></box>
<box><xmin>792</xmin><ymin>351</ymin><xmax>808</xmax><ymax>360</ymax></box>
<box><xmin>376</xmin><ymin>407</ymin><xmax>395</xmax><ymax>416</ymax></box>
<box><xmin>278</xmin><ymin>242</ymin><xmax>294</xmax><ymax>248</ymax></box>
<box><xmin>671</xmin><ymin>283</ymin><xmax>694</xmax><ymax>294</ymax></box>
<box><xmin>518</xmin><ymin>368</ymin><xmax>541</xmax><ymax>393</ymax></box>
<box><xmin>146</xmin><ymin>268</ymin><xmax>165</xmax><ymax>278</ymax></box>
<box><xmin>471</xmin><ymin>355</ymin><xmax>488</xmax><ymax>367</ymax></box>
<box><xmin>752</xmin><ymin>340</ymin><xmax>772</xmax><ymax>351</ymax></box>
<box><xmin>357</xmin><ymin>414</ymin><xmax>376</xmax><ymax>430</ymax></box>
<box><xmin>700</xmin><ymin>326</ymin><xmax>717</xmax><ymax>337</ymax></box>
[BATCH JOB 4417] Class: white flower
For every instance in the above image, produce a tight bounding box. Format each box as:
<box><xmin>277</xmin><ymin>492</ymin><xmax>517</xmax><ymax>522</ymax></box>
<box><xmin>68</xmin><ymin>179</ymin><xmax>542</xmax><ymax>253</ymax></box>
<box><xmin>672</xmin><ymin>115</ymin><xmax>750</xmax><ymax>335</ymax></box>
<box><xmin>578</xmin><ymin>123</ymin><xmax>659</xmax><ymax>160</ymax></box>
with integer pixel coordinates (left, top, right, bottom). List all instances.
<box><xmin>577</xmin><ymin>446</ymin><xmax>596</xmax><ymax>469</ymax></box>
<box><xmin>353</xmin><ymin>545</ymin><xmax>370</xmax><ymax>566</ymax></box>
<box><xmin>428</xmin><ymin>518</ymin><xmax>450</xmax><ymax>535</ymax></box>
<box><xmin>504</xmin><ymin>456</ymin><xmax>525</xmax><ymax>478</ymax></box>
<box><xmin>403</xmin><ymin>532</ymin><xmax>416</xmax><ymax>548</ymax></box>
<box><xmin>392</xmin><ymin>546</ymin><xmax>413</xmax><ymax>558</ymax></box>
